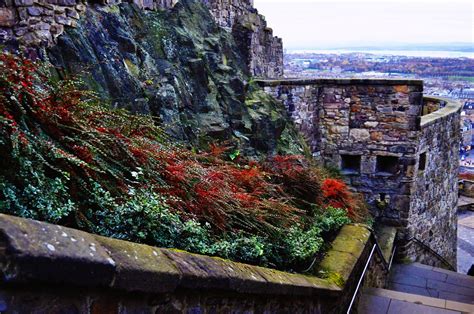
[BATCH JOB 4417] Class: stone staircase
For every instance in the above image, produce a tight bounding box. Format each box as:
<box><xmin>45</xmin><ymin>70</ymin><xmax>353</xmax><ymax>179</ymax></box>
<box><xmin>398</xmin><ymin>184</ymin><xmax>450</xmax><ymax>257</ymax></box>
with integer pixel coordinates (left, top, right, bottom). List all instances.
<box><xmin>358</xmin><ymin>263</ymin><xmax>474</xmax><ymax>313</ymax></box>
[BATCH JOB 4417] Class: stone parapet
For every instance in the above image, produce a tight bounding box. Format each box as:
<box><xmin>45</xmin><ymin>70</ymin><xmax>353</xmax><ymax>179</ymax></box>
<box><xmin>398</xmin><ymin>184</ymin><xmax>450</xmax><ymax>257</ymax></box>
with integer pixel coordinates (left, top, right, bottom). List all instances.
<box><xmin>258</xmin><ymin>78</ymin><xmax>424</xmax><ymax>87</ymax></box>
<box><xmin>422</xmin><ymin>96</ymin><xmax>447</xmax><ymax>116</ymax></box>
<box><xmin>0</xmin><ymin>213</ymin><xmax>392</xmax><ymax>313</ymax></box>
<box><xmin>420</xmin><ymin>96</ymin><xmax>462</xmax><ymax>128</ymax></box>
<box><xmin>406</xmin><ymin>96</ymin><xmax>462</xmax><ymax>269</ymax></box>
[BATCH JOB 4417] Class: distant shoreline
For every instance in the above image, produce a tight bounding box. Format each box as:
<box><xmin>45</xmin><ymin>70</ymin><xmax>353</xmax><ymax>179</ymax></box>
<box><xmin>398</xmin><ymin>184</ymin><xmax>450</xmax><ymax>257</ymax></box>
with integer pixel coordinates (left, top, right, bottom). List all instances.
<box><xmin>287</xmin><ymin>49</ymin><xmax>474</xmax><ymax>59</ymax></box>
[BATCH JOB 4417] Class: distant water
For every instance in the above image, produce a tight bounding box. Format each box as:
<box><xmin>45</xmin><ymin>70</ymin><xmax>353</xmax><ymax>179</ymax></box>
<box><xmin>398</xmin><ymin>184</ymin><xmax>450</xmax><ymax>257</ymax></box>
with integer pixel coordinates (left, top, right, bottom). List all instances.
<box><xmin>288</xmin><ymin>49</ymin><xmax>474</xmax><ymax>59</ymax></box>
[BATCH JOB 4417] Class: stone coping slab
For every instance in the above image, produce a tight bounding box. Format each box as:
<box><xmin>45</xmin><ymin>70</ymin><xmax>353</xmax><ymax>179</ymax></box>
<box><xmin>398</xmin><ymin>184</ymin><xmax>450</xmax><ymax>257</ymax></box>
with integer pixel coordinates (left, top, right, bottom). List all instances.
<box><xmin>376</xmin><ymin>226</ymin><xmax>397</xmax><ymax>263</ymax></box>
<box><xmin>420</xmin><ymin>96</ymin><xmax>462</xmax><ymax>128</ymax></box>
<box><xmin>0</xmin><ymin>214</ymin><xmax>373</xmax><ymax>298</ymax></box>
<box><xmin>318</xmin><ymin>224</ymin><xmax>372</xmax><ymax>286</ymax></box>
<box><xmin>256</xmin><ymin>78</ymin><xmax>424</xmax><ymax>87</ymax></box>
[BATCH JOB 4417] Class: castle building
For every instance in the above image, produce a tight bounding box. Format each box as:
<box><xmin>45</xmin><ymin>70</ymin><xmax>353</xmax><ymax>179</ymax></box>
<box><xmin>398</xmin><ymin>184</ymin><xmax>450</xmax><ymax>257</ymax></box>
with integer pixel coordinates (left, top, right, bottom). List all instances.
<box><xmin>259</xmin><ymin>79</ymin><xmax>461</xmax><ymax>268</ymax></box>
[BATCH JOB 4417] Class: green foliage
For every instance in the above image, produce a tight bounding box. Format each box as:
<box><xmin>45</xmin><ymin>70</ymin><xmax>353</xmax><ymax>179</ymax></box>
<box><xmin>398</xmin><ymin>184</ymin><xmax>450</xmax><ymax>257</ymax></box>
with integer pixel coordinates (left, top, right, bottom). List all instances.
<box><xmin>90</xmin><ymin>186</ymin><xmax>182</xmax><ymax>246</ymax></box>
<box><xmin>0</xmin><ymin>152</ymin><xmax>76</xmax><ymax>223</ymax></box>
<box><xmin>0</xmin><ymin>52</ymin><xmax>360</xmax><ymax>273</ymax></box>
<box><xmin>282</xmin><ymin>224</ymin><xmax>324</xmax><ymax>265</ymax></box>
<box><xmin>315</xmin><ymin>207</ymin><xmax>352</xmax><ymax>233</ymax></box>
<box><xmin>0</xmin><ymin>176</ymin><xmax>75</xmax><ymax>223</ymax></box>
<box><xmin>209</xmin><ymin>234</ymin><xmax>268</xmax><ymax>265</ymax></box>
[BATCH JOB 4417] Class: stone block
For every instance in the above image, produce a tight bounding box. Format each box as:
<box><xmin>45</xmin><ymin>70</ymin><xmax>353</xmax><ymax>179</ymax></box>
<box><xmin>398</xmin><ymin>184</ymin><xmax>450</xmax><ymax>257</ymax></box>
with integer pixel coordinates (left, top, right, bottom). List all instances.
<box><xmin>14</xmin><ymin>0</ymin><xmax>33</xmax><ymax>6</ymax></box>
<box><xmin>55</xmin><ymin>14</ymin><xmax>72</xmax><ymax>25</ymax></box>
<box><xmin>49</xmin><ymin>22</ymin><xmax>62</xmax><ymax>36</ymax></box>
<box><xmin>0</xmin><ymin>7</ymin><xmax>16</xmax><ymax>27</ymax></box>
<box><xmin>56</xmin><ymin>0</ymin><xmax>76</xmax><ymax>5</ymax></box>
<box><xmin>75</xmin><ymin>3</ymin><xmax>85</xmax><ymax>11</ymax></box>
<box><xmin>65</xmin><ymin>7</ymin><xmax>79</xmax><ymax>19</ymax></box>
<box><xmin>0</xmin><ymin>214</ymin><xmax>115</xmax><ymax>286</ymax></box>
<box><xmin>394</xmin><ymin>85</ymin><xmax>409</xmax><ymax>94</ymax></box>
<box><xmin>350</xmin><ymin>128</ymin><xmax>371</xmax><ymax>142</ymax></box>
<box><xmin>95</xmin><ymin>236</ymin><xmax>180</xmax><ymax>293</ymax></box>
<box><xmin>161</xmin><ymin>249</ymin><xmax>234</xmax><ymax>291</ymax></box>
<box><xmin>364</xmin><ymin>121</ymin><xmax>379</xmax><ymax>128</ymax></box>
<box><xmin>0</xmin><ymin>27</ymin><xmax>13</xmax><ymax>41</ymax></box>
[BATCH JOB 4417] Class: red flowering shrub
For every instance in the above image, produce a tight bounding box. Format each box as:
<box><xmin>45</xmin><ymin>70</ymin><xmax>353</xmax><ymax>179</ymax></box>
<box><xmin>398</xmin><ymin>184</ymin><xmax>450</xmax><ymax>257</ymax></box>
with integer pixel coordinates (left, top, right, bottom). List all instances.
<box><xmin>0</xmin><ymin>53</ymin><xmax>368</xmax><ymax>270</ymax></box>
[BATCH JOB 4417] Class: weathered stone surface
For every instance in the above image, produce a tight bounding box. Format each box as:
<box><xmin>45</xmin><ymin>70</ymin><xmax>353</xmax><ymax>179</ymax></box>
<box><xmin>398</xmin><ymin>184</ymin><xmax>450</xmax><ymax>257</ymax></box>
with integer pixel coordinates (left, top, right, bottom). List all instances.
<box><xmin>350</xmin><ymin>128</ymin><xmax>371</xmax><ymax>142</ymax></box>
<box><xmin>0</xmin><ymin>214</ymin><xmax>116</xmax><ymax>286</ymax></box>
<box><xmin>14</xmin><ymin>0</ymin><xmax>33</xmax><ymax>6</ymax></box>
<box><xmin>26</xmin><ymin>6</ymin><xmax>42</xmax><ymax>16</ymax></box>
<box><xmin>0</xmin><ymin>7</ymin><xmax>16</xmax><ymax>26</ymax></box>
<box><xmin>261</xmin><ymin>80</ymin><xmax>461</xmax><ymax>268</ymax></box>
<box><xmin>42</xmin><ymin>1</ymin><xmax>299</xmax><ymax>156</ymax></box>
<box><xmin>405</xmin><ymin>98</ymin><xmax>462</xmax><ymax>269</ymax></box>
<box><xmin>319</xmin><ymin>224</ymin><xmax>372</xmax><ymax>285</ymax></box>
<box><xmin>95</xmin><ymin>236</ymin><xmax>180</xmax><ymax>293</ymax></box>
<box><xmin>0</xmin><ymin>0</ymin><xmax>283</xmax><ymax>78</ymax></box>
<box><xmin>0</xmin><ymin>214</ymin><xmax>386</xmax><ymax>313</ymax></box>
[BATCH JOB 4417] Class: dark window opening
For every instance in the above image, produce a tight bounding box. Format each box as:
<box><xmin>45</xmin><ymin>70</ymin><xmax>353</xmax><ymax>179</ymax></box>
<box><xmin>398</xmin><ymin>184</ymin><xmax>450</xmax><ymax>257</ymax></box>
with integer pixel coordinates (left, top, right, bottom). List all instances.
<box><xmin>376</xmin><ymin>156</ymin><xmax>399</xmax><ymax>174</ymax></box>
<box><xmin>419</xmin><ymin>153</ymin><xmax>427</xmax><ymax>171</ymax></box>
<box><xmin>341</xmin><ymin>155</ymin><xmax>361</xmax><ymax>173</ymax></box>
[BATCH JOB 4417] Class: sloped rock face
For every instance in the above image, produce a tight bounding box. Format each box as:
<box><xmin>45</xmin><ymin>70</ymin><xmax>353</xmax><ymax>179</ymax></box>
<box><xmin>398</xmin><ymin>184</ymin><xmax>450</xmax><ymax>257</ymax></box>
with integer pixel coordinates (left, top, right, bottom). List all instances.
<box><xmin>47</xmin><ymin>1</ymin><xmax>302</xmax><ymax>156</ymax></box>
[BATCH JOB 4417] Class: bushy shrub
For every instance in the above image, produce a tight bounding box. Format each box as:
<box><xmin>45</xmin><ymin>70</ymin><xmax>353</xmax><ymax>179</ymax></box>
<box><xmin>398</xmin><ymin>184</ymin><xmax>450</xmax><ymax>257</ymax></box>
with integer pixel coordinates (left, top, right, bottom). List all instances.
<box><xmin>0</xmin><ymin>52</ymin><xmax>367</xmax><ymax>272</ymax></box>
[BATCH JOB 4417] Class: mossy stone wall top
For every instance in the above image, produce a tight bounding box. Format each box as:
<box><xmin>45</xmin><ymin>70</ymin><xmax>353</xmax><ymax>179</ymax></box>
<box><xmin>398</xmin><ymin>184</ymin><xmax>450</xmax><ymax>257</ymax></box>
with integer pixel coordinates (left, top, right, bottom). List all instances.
<box><xmin>0</xmin><ymin>214</ymin><xmax>388</xmax><ymax>313</ymax></box>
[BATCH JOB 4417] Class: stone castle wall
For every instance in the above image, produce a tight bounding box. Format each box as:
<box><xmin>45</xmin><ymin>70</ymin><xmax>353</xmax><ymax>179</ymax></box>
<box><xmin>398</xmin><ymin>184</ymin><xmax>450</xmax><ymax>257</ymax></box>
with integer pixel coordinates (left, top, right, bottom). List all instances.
<box><xmin>0</xmin><ymin>0</ymin><xmax>283</xmax><ymax>77</ymax></box>
<box><xmin>405</xmin><ymin>98</ymin><xmax>461</xmax><ymax>268</ymax></box>
<box><xmin>233</xmin><ymin>11</ymin><xmax>283</xmax><ymax>78</ymax></box>
<box><xmin>263</xmin><ymin>79</ymin><xmax>422</xmax><ymax>226</ymax></box>
<box><xmin>259</xmin><ymin>79</ymin><xmax>461</xmax><ymax>268</ymax></box>
<box><xmin>262</xmin><ymin>82</ymin><xmax>321</xmax><ymax>153</ymax></box>
<box><xmin>0</xmin><ymin>214</ymin><xmax>391</xmax><ymax>314</ymax></box>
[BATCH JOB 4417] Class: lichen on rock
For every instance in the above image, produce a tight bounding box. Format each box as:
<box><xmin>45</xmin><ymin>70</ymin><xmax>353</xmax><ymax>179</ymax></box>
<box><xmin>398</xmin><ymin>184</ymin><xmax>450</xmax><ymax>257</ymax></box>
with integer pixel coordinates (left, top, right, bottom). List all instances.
<box><xmin>46</xmin><ymin>0</ymin><xmax>303</xmax><ymax>156</ymax></box>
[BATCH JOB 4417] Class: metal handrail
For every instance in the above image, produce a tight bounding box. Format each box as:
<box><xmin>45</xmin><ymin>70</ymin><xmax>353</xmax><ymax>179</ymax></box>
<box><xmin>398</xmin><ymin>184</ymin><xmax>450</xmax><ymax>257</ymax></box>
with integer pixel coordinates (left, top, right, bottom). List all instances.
<box><xmin>405</xmin><ymin>237</ymin><xmax>456</xmax><ymax>271</ymax></box>
<box><xmin>347</xmin><ymin>244</ymin><xmax>377</xmax><ymax>314</ymax></box>
<box><xmin>346</xmin><ymin>228</ymin><xmax>398</xmax><ymax>313</ymax></box>
<box><xmin>388</xmin><ymin>245</ymin><xmax>397</xmax><ymax>271</ymax></box>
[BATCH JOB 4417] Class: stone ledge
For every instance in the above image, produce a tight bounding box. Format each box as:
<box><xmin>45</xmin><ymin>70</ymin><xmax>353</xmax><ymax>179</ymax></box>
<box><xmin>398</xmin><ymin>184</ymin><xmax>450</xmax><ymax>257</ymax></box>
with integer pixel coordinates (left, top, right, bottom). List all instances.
<box><xmin>376</xmin><ymin>226</ymin><xmax>397</xmax><ymax>263</ymax></box>
<box><xmin>0</xmin><ymin>214</ymin><xmax>374</xmax><ymax>298</ymax></box>
<box><xmin>420</xmin><ymin>96</ymin><xmax>462</xmax><ymax>128</ymax></box>
<box><xmin>256</xmin><ymin>78</ymin><xmax>424</xmax><ymax>87</ymax></box>
<box><xmin>318</xmin><ymin>224</ymin><xmax>371</xmax><ymax>286</ymax></box>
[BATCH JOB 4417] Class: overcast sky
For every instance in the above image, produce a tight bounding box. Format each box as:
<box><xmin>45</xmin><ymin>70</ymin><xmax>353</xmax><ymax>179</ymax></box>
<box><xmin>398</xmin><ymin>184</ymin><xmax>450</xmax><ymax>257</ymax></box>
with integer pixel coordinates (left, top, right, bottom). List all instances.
<box><xmin>253</xmin><ymin>0</ymin><xmax>473</xmax><ymax>49</ymax></box>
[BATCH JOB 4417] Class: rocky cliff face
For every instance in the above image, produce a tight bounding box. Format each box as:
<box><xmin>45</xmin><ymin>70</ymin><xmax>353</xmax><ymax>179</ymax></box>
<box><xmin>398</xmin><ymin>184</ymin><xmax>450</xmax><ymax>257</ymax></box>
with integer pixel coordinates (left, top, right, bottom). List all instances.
<box><xmin>0</xmin><ymin>0</ymin><xmax>283</xmax><ymax>78</ymax></box>
<box><xmin>39</xmin><ymin>0</ymin><xmax>301</xmax><ymax>156</ymax></box>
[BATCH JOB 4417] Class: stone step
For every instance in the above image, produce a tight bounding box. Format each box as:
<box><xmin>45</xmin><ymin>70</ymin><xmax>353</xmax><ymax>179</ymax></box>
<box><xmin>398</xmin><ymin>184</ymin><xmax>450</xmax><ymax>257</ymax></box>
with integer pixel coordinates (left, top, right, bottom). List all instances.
<box><xmin>389</xmin><ymin>263</ymin><xmax>474</xmax><ymax>304</ymax></box>
<box><xmin>359</xmin><ymin>287</ymin><xmax>474</xmax><ymax>314</ymax></box>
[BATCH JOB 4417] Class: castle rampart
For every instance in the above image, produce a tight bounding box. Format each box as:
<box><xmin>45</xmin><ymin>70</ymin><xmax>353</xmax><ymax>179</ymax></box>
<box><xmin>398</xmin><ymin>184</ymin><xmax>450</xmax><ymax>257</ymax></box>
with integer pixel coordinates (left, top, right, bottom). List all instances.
<box><xmin>258</xmin><ymin>79</ymin><xmax>461</xmax><ymax>268</ymax></box>
<box><xmin>406</xmin><ymin>97</ymin><xmax>461</xmax><ymax>268</ymax></box>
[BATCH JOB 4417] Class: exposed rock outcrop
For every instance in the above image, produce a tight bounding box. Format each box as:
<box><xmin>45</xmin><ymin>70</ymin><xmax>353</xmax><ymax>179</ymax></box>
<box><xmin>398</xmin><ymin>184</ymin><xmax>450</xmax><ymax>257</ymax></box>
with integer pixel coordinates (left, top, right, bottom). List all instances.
<box><xmin>0</xmin><ymin>0</ymin><xmax>283</xmax><ymax>78</ymax></box>
<box><xmin>44</xmin><ymin>1</ymin><xmax>301</xmax><ymax>156</ymax></box>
